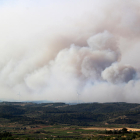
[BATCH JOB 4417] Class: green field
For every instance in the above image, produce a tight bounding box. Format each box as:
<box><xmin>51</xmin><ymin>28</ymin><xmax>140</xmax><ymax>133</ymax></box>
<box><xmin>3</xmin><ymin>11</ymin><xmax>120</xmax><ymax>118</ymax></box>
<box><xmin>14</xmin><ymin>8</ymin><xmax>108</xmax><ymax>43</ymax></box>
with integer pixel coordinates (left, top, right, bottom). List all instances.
<box><xmin>0</xmin><ymin>102</ymin><xmax>140</xmax><ymax>139</ymax></box>
<box><xmin>1</xmin><ymin>124</ymin><xmax>140</xmax><ymax>139</ymax></box>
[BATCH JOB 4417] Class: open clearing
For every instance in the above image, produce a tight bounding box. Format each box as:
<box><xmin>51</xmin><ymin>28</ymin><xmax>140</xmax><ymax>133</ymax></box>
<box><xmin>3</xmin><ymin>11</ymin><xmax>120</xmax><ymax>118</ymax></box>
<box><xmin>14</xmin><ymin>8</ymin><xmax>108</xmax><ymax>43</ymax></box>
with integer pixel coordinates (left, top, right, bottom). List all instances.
<box><xmin>82</xmin><ymin>127</ymin><xmax>140</xmax><ymax>131</ymax></box>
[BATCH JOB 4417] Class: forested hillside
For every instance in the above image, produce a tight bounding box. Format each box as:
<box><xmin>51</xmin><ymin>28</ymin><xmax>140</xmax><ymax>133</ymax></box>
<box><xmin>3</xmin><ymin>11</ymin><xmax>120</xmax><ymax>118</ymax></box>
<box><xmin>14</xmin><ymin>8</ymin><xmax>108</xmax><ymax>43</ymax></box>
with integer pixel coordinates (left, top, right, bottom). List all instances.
<box><xmin>1</xmin><ymin>102</ymin><xmax>140</xmax><ymax>126</ymax></box>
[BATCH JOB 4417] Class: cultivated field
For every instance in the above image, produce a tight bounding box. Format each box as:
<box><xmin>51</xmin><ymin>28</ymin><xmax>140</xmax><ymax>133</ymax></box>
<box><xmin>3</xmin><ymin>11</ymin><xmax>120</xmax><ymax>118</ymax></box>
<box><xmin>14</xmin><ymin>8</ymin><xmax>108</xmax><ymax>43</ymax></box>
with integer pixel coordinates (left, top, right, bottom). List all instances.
<box><xmin>82</xmin><ymin>127</ymin><xmax>140</xmax><ymax>131</ymax></box>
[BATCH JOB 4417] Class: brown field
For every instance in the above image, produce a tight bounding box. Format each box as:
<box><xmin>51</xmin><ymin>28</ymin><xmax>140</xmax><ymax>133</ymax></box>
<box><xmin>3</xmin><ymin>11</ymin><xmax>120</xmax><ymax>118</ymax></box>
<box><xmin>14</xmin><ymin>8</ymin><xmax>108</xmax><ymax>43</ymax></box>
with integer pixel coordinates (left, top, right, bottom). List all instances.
<box><xmin>82</xmin><ymin>127</ymin><xmax>140</xmax><ymax>131</ymax></box>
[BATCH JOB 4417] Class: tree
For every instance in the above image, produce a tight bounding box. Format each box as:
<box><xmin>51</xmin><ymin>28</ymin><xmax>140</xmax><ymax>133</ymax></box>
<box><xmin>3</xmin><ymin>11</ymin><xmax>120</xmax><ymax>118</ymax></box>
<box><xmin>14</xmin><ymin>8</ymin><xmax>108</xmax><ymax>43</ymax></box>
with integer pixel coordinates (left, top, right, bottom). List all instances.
<box><xmin>122</xmin><ymin>127</ymin><xmax>128</xmax><ymax>134</ymax></box>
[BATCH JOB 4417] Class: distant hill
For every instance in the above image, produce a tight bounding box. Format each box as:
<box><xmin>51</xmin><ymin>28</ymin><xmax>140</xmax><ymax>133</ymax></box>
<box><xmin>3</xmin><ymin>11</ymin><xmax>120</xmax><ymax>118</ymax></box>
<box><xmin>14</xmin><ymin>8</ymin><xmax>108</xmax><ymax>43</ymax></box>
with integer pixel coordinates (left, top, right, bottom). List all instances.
<box><xmin>0</xmin><ymin>102</ymin><xmax>140</xmax><ymax>126</ymax></box>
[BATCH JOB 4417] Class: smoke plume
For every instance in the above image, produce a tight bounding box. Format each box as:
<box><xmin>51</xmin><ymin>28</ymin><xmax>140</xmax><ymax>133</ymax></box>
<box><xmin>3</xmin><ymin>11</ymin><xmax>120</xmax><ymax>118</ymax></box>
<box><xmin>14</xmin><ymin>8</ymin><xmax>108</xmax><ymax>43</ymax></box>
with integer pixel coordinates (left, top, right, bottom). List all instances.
<box><xmin>0</xmin><ymin>0</ymin><xmax>140</xmax><ymax>103</ymax></box>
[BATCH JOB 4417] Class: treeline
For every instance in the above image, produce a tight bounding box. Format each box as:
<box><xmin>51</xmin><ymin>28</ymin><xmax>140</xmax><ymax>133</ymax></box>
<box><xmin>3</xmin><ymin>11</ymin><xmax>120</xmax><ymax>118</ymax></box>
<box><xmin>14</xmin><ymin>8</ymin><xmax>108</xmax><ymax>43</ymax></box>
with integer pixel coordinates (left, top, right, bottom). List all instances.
<box><xmin>0</xmin><ymin>102</ymin><xmax>140</xmax><ymax>126</ymax></box>
<box><xmin>0</xmin><ymin>132</ymin><xmax>14</xmax><ymax>139</ymax></box>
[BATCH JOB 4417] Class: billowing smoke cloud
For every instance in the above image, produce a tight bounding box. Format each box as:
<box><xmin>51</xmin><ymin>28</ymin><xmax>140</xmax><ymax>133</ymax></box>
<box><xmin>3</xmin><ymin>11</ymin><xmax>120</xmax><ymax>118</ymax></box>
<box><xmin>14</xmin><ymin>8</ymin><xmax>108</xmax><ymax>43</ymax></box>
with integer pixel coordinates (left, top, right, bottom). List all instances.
<box><xmin>102</xmin><ymin>64</ymin><xmax>136</xmax><ymax>83</ymax></box>
<box><xmin>0</xmin><ymin>0</ymin><xmax>140</xmax><ymax>103</ymax></box>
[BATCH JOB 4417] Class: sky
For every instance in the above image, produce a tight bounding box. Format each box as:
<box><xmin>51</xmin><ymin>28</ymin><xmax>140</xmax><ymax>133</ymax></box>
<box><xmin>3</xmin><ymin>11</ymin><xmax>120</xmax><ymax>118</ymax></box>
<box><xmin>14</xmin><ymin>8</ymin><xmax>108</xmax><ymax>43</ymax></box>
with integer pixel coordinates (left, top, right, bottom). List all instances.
<box><xmin>0</xmin><ymin>0</ymin><xmax>140</xmax><ymax>103</ymax></box>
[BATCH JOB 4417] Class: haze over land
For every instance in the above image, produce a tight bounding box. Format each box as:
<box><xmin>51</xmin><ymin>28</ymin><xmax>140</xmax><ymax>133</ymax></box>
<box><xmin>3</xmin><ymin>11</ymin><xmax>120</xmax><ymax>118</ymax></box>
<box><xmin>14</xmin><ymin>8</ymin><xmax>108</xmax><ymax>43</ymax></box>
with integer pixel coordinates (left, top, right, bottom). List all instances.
<box><xmin>0</xmin><ymin>0</ymin><xmax>140</xmax><ymax>102</ymax></box>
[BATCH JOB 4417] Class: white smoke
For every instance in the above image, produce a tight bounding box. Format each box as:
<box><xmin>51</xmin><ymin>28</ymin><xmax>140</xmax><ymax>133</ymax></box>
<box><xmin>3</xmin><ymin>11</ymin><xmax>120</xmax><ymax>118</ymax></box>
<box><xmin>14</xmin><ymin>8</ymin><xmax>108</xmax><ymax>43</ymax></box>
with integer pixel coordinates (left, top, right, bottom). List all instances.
<box><xmin>0</xmin><ymin>0</ymin><xmax>140</xmax><ymax>103</ymax></box>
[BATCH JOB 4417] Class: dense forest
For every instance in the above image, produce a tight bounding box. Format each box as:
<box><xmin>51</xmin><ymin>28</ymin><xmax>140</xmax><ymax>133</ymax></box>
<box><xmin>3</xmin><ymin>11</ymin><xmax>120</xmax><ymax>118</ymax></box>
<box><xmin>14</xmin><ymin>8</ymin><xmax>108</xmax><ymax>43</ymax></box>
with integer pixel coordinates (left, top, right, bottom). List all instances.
<box><xmin>0</xmin><ymin>102</ymin><xmax>140</xmax><ymax>126</ymax></box>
